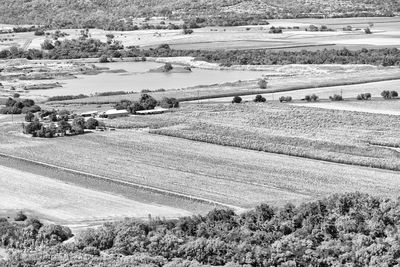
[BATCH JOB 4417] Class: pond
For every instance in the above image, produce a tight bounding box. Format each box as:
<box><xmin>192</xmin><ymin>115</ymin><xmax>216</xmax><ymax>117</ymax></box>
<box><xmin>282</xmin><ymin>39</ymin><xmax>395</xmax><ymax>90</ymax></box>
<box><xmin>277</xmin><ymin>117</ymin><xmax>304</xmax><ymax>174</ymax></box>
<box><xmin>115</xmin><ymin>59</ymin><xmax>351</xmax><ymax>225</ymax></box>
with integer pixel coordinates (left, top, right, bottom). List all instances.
<box><xmin>32</xmin><ymin>61</ymin><xmax>266</xmax><ymax>96</ymax></box>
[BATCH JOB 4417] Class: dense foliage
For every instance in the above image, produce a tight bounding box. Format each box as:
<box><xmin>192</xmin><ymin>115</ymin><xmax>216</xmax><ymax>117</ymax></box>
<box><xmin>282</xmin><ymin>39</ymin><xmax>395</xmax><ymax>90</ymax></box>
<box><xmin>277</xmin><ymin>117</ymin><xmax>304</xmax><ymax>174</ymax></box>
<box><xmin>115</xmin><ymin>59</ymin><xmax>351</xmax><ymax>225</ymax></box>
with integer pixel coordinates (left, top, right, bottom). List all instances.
<box><xmin>0</xmin><ymin>0</ymin><xmax>398</xmax><ymax>29</ymax></box>
<box><xmin>0</xmin><ymin>97</ymin><xmax>40</xmax><ymax>114</ymax></box>
<box><xmin>5</xmin><ymin>193</ymin><xmax>400</xmax><ymax>266</ymax></box>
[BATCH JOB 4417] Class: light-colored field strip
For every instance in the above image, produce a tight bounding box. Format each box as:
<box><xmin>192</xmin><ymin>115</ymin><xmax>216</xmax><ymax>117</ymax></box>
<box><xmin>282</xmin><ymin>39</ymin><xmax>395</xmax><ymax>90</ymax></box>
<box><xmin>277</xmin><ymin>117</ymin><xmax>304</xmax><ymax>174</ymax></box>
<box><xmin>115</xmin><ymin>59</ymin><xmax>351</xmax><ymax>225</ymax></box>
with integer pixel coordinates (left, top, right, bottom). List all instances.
<box><xmin>2</xmin><ymin>131</ymin><xmax>400</xmax><ymax>209</ymax></box>
<box><xmin>0</xmin><ymin>152</ymin><xmax>244</xmax><ymax>212</ymax></box>
<box><xmin>0</xmin><ymin>164</ymin><xmax>191</xmax><ymax>225</ymax></box>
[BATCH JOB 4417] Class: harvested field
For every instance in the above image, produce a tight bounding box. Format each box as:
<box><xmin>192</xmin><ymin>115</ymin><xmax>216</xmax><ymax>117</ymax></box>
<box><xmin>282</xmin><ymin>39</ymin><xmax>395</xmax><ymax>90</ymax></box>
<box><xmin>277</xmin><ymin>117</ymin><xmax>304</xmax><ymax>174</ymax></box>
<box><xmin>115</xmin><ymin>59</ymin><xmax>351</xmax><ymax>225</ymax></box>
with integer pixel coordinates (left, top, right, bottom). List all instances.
<box><xmin>0</xmin><ymin>164</ymin><xmax>191</xmax><ymax>228</ymax></box>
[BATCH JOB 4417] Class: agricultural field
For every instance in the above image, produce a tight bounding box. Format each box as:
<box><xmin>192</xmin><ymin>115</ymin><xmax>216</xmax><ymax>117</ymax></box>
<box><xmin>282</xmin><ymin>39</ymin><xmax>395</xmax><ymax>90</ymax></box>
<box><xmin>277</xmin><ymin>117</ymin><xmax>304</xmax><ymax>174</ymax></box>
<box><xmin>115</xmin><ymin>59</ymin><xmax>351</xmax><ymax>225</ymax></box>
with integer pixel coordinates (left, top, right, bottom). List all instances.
<box><xmin>199</xmin><ymin>79</ymin><xmax>400</xmax><ymax>107</ymax></box>
<box><xmin>1</xmin><ymin>17</ymin><xmax>400</xmax><ymax>51</ymax></box>
<box><xmin>0</xmin><ymin>163</ymin><xmax>190</xmax><ymax>230</ymax></box>
<box><xmin>1</xmin><ymin>102</ymin><xmax>400</xmax><ymax>217</ymax></box>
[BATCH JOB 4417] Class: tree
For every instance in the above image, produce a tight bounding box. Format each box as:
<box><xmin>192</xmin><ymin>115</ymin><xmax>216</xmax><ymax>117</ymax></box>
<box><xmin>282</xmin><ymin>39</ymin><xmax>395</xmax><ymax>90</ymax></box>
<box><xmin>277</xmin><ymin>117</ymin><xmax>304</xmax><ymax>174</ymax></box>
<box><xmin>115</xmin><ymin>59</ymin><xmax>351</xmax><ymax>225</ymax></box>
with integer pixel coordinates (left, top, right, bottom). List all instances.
<box><xmin>159</xmin><ymin>97</ymin><xmax>179</xmax><ymax>108</ymax></box>
<box><xmin>25</xmin><ymin>111</ymin><xmax>34</xmax><ymax>122</ymax></box>
<box><xmin>72</xmin><ymin>117</ymin><xmax>85</xmax><ymax>134</ymax></box>
<box><xmin>232</xmin><ymin>96</ymin><xmax>242</xmax><ymax>103</ymax></box>
<box><xmin>58</xmin><ymin>120</ymin><xmax>72</xmax><ymax>134</ymax></box>
<box><xmin>140</xmin><ymin>94</ymin><xmax>158</xmax><ymax>110</ymax></box>
<box><xmin>41</xmin><ymin>39</ymin><xmax>54</xmax><ymax>50</ymax></box>
<box><xmin>254</xmin><ymin>95</ymin><xmax>266</xmax><ymax>102</ymax></box>
<box><xmin>85</xmin><ymin>118</ymin><xmax>99</xmax><ymax>129</ymax></box>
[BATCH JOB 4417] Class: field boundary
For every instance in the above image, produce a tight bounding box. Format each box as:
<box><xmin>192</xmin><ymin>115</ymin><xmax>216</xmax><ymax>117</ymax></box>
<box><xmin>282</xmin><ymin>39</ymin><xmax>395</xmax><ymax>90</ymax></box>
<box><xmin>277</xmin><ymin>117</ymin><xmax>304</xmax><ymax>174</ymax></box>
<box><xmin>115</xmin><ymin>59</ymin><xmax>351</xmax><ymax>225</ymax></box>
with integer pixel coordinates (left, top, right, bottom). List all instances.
<box><xmin>0</xmin><ymin>152</ymin><xmax>244</xmax><ymax>212</ymax></box>
<box><xmin>50</xmin><ymin>76</ymin><xmax>400</xmax><ymax>105</ymax></box>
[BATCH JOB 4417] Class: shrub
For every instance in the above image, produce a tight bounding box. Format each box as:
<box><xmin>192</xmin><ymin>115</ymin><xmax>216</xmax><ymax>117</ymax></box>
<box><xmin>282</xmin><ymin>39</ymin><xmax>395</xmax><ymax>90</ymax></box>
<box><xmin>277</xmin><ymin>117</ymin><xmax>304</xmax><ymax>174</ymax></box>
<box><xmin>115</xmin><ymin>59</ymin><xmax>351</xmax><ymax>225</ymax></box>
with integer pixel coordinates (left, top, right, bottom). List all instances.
<box><xmin>381</xmin><ymin>90</ymin><xmax>398</xmax><ymax>99</ymax></box>
<box><xmin>99</xmin><ymin>55</ymin><xmax>109</xmax><ymax>63</ymax></box>
<box><xmin>13</xmin><ymin>93</ymin><xmax>20</xmax><ymax>98</ymax></box>
<box><xmin>159</xmin><ymin>97</ymin><xmax>179</xmax><ymax>108</ymax></box>
<box><xmin>329</xmin><ymin>94</ymin><xmax>343</xmax><ymax>101</ymax></box>
<box><xmin>310</xmin><ymin>94</ymin><xmax>319</xmax><ymax>101</ymax></box>
<box><xmin>14</xmin><ymin>211</ymin><xmax>27</xmax><ymax>221</ymax></box>
<box><xmin>183</xmin><ymin>28</ymin><xmax>193</xmax><ymax>35</ymax></box>
<box><xmin>163</xmin><ymin>63</ymin><xmax>173</xmax><ymax>72</ymax></box>
<box><xmin>232</xmin><ymin>96</ymin><xmax>242</xmax><ymax>103</ymax></box>
<box><xmin>254</xmin><ymin>95</ymin><xmax>266</xmax><ymax>102</ymax></box>
<box><xmin>258</xmin><ymin>79</ymin><xmax>267</xmax><ymax>89</ymax></box>
<box><xmin>279</xmin><ymin>96</ymin><xmax>292</xmax><ymax>102</ymax></box>
<box><xmin>357</xmin><ymin>93</ymin><xmax>372</xmax><ymax>100</ymax></box>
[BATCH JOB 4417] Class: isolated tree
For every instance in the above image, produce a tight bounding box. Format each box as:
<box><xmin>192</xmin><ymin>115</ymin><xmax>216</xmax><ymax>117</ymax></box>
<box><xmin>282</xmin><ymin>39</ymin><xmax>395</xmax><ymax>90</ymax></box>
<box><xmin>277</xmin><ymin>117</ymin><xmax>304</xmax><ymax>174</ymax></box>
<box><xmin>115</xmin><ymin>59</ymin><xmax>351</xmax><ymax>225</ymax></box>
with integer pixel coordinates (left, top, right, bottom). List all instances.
<box><xmin>99</xmin><ymin>55</ymin><xmax>109</xmax><ymax>63</ymax></box>
<box><xmin>232</xmin><ymin>96</ymin><xmax>242</xmax><ymax>103</ymax></box>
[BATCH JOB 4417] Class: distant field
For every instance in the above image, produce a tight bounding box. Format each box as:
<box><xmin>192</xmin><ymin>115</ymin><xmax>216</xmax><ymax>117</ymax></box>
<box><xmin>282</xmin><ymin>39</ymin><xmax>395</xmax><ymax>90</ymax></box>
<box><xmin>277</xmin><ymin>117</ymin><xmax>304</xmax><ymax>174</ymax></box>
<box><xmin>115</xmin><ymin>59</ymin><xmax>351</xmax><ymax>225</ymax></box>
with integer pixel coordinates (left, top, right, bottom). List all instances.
<box><xmin>1</xmin><ymin>17</ymin><xmax>399</xmax><ymax>51</ymax></box>
<box><xmin>1</xmin><ymin>110</ymin><xmax>400</xmax><ymax>210</ymax></box>
<box><xmin>198</xmin><ymin>79</ymin><xmax>400</xmax><ymax>105</ymax></box>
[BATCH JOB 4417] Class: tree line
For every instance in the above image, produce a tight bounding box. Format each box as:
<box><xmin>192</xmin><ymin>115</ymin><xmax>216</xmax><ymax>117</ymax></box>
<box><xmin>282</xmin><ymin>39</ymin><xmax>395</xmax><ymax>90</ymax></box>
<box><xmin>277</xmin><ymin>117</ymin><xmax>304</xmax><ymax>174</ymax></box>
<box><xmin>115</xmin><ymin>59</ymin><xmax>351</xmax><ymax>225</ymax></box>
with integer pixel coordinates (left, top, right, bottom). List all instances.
<box><xmin>3</xmin><ymin>193</ymin><xmax>400</xmax><ymax>266</ymax></box>
<box><xmin>1</xmin><ymin>37</ymin><xmax>400</xmax><ymax>66</ymax></box>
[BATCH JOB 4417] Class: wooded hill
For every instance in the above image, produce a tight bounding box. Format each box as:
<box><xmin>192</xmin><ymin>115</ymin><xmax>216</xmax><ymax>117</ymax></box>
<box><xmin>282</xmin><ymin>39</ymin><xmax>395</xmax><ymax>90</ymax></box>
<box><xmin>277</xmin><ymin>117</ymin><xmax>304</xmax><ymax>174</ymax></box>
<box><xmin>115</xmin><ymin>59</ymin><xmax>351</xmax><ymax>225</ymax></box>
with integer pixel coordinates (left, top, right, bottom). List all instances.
<box><xmin>0</xmin><ymin>0</ymin><xmax>398</xmax><ymax>29</ymax></box>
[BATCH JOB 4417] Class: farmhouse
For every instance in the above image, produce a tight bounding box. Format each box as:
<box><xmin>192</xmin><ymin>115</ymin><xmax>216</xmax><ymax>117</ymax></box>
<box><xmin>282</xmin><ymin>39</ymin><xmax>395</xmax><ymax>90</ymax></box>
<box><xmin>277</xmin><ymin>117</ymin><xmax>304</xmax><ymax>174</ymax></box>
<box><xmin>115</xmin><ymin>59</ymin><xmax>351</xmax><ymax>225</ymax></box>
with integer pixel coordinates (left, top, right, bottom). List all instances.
<box><xmin>80</xmin><ymin>111</ymin><xmax>98</xmax><ymax>117</ymax></box>
<box><xmin>105</xmin><ymin>109</ymin><xmax>129</xmax><ymax>119</ymax></box>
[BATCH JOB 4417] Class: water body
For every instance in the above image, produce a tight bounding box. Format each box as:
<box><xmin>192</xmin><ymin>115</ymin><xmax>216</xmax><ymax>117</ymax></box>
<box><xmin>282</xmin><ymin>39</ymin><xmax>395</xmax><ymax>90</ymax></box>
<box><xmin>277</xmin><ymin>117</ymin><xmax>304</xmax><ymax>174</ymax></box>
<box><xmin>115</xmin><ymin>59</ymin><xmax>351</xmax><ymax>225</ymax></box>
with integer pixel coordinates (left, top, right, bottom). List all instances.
<box><xmin>32</xmin><ymin>61</ymin><xmax>265</xmax><ymax>96</ymax></box>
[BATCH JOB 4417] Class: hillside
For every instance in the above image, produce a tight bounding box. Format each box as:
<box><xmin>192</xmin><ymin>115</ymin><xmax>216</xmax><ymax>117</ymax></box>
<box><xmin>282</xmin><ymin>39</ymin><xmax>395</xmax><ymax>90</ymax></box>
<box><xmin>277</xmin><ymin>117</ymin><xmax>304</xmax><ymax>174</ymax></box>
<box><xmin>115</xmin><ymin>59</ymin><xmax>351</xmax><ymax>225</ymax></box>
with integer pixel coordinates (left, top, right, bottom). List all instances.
<box><xmin>0</xmin><ymin>0</ymin><xmax>399</xmax><ymax>29</ymax></box>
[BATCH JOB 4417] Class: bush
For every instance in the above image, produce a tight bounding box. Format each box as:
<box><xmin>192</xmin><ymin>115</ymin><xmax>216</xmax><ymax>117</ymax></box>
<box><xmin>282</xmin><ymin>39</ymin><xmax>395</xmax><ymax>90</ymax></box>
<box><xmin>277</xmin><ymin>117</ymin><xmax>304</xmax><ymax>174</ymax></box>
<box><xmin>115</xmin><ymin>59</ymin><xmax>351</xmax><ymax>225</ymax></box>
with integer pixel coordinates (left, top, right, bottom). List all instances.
<box><xmin>357</xmin><ymin>93</ymin><xmax>371</xmax><ymax>100</ymax></box>
<box><xmin>232</xmin><ymin>96</ymin><xmax>242</xmax><ymax>103</ymax></box>
<box><xmin>381</xmin><ymin>90</ymin><xmax>398</xmax><ymax>99</ymax></box>
<box><xmin>253</xmin><ymin>95</ymin><xmax>266</xmax><ymax>102</ymax></box>
<box><xmin>329</xmin><ymin>94</ymin><xmax>343</xmax><ymax>101</ymax></box>
<box><xmin>183</xmin><ymin>28</ymin><xmax>193</xmax><ymax>35</ymax></box>
<box><xmin>163</xmin><ymin>63</ymin><xmax>173</xmax><ymax>72</ymax></box>
<box><xmin>14</xmin><ymin>211</ymin><xmax>27</xmax><ymax>221</ymax></box>
<box><xmin>99</xmin><ymin>55</ymin><xmax>109</xmax><ymax>63</ymax></box>
<box><xmin>159</xmin><ymin>97</ymin><xmax>179</xmax><ymax>108</ymax></box>
<box><xmin>13</xmin><ymin>93</ymin><xmax>20</xmax><ymax>98</ymax></box>
<box><xmin>279</xmin><ymin>96</ymin><xmax>292</xmax><ymax>102</ymax></box>
<box><xmin>258</xmin><ymin>79</ymin><xmax>267</xmax><ymax>89</ymax></box>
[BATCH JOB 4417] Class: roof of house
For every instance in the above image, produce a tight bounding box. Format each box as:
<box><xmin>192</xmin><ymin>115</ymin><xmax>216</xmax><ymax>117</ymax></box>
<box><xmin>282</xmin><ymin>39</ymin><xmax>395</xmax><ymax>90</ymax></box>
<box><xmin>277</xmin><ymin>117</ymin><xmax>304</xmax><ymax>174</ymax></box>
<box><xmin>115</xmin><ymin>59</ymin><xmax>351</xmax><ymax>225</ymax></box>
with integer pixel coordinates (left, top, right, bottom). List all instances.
<box><xmin>135</xmin><ymin>108</ymin><xmax>169</xmax><ymax>115</ymax></box>
<box><xmin>105</xmin><ymin>109</ymin><xmax>129</xmax><ymax>115</ymax></box>
<box><xmin>80</xmin><ymin>110</ymin><xmax>98</xmax><ymax>115</ymax></box>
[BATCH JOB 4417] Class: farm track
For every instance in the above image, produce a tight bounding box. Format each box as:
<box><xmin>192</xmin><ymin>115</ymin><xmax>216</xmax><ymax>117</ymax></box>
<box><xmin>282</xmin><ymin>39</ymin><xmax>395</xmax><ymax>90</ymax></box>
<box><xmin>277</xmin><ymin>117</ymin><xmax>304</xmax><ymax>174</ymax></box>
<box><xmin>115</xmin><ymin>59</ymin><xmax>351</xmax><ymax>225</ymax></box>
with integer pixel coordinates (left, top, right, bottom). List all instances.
<box><xmin>0</xmin><ymin>152</ymin><xmax>244</xmax><ymax>212</ymax></box>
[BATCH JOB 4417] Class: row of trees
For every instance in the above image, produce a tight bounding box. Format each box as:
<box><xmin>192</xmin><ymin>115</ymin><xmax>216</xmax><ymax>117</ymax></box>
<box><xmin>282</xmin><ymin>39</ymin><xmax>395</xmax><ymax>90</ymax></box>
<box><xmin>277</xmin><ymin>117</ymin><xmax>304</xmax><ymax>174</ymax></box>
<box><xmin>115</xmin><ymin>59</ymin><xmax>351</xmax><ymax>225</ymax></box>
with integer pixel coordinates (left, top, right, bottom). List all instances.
<box><xmin>5</xmin><ymin>193</ymin><xmax>400</xmax><ymax>266</ymax></box>
<box><xmin>115</xmin><ymin>94</ymin><xmax>179</xmax><ymax>114</ymax></box>
<box><xmin>0</xmin><ymin>97</ymin><xmax>41</xmax><ymax>114</ymax></box>
<box><xmin>1</xmin><ymin>37</ymin><xmax>400</xmax><ymax>67</ymax></box>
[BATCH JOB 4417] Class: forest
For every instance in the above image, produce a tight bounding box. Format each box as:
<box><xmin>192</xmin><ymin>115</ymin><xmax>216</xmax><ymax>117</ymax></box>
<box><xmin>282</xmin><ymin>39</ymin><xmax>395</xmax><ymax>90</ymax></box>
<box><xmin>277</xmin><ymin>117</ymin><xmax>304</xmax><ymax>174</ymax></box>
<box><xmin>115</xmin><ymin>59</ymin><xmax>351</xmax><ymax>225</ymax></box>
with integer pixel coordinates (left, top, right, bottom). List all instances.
<box><xmin>0</xmin><ymin>0</ymin><xmax>398</xmax><ymax>29</ymax></box>
<box><xmin>2</xmin><ymin>193</ymin><xmax>400</xmax><ymax>266</ymax></box>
